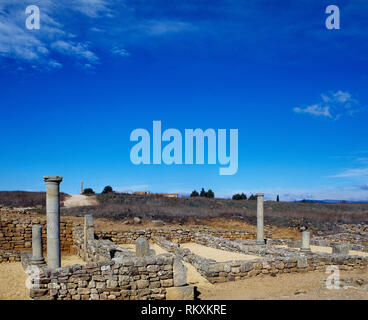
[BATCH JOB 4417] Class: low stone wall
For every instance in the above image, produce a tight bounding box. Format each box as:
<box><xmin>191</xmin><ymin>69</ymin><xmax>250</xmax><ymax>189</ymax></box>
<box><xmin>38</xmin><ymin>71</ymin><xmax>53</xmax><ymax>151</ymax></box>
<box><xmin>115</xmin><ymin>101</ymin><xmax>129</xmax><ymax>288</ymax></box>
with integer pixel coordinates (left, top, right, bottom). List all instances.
<box><xmin>73</xmin><ymin>226</ymin><xmax>135</xmax><ymax>262</ymax></box>
<box><xmin>154</xmin><ymin>235</ymin><xmax>368</xmax><ymax>284</ymax></box>
<box><xmin>0</xmin><ymin>249</ymin><xmax>21</xmax><ymax>263</ymax></box>
<box><xmin>96</xmin><ymin>228</ymin><xmax>254</xmax><ymax>245</ymax></box>
<box><xmin>23</xmin><ymin>253</ymin><xmax>174</xmax><ymax>300</ymax></box>
<box><xmin>22</xmin><ymin>226</ymin><xmax>176</xmax><ymax>300</ymax></box>
<box><xmin>0</xmin><ymin>215</ymin><xmax>75</xmax><ymax>253</ymax></box>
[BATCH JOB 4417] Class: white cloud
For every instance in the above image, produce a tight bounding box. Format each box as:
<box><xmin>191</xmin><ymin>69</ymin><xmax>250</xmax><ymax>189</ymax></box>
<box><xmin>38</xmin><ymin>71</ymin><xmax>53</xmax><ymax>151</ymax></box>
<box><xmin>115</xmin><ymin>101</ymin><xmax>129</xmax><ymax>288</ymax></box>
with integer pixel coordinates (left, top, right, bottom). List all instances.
<box><xmin>48</xmin><ymin>60</ymin><xmax>62</xmax><ymax>68</ymax></box>
<box><xmin>0</xmin><ymin>1</ymin><xmax>105</xmax><ymax>69</ymax></box>
<box><xmin>138</xmin><ymin>20</ymin><xmax>195</xmax><ymax>36</ymax></box>
<box><xmin>115</xmin><ymin>185</ymin><xmax>150</xmax><ymax>193</ymax></box>
<box><xmin>330</xmin><ymin>168</ymin><xmax>368</xmax><ymax>178</ymax></box>
<box><xmin>293</xmin><ymin>104</ymin><xmax>331</xmax><ymax>117</ymax></box>
<box><xmin>0</xmin><ymin>1</ymin><xmax>198</xmax><ymax>70</ymax></box>
<box><xmin>359</xmin><ymin>184</ymin><xmax>368</xmax><ymax>190</ymax></box>
<box><xmin>69</xmin><ymin>0</ymin><xmax>110</xmax><ymax>18</ymax></box>
<box><xmin>293</xmin><ymin>91</ymin><xmax>363</xmax><ymax>119</ymax></box>
<box><xmin>111</xmin><ymin>47</ymin><xmax>130</xmax><ymax>57</ymax></box>
<box><xmin>51</xmin><ymin>40</ymin><xmax>98</xmax><ymax>63</ymax></box>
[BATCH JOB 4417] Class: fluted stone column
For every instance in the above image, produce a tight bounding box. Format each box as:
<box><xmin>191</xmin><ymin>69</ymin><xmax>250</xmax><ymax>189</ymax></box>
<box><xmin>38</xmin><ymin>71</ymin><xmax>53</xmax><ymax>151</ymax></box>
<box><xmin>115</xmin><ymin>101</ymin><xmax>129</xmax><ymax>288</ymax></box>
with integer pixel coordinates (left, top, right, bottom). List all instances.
<box><xmin>44</xmin><ymin>176</ymin><xmax>63</xmax><ymax>269</ymax></box>
<box><xmin>83</xmin><ymin>214</ymin><xmax>94</xmax><ymax>261</ymax></box>
<box><xmin>256</xmin><ymin>193</ymin><xmax>265</xmax><ymax>245</ymax></box>
<box><xmin>301</xmin><ymin>231</ymin><xmax>311</xmax><ymax>253</ymax></box>
<box><xmin>31</xmin><ymin>225</ymin><xmax>45</xmax><ymax>265</ymax></box>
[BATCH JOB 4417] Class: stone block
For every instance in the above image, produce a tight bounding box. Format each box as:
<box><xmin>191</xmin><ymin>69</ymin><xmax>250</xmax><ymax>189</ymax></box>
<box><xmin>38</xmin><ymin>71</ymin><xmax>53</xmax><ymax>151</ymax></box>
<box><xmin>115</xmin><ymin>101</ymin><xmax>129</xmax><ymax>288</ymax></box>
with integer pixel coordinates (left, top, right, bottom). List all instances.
<box><xmin>173</xmin><ymin>258</ymin><xmax>187</xmax><ymax>287</ymax></box>
<box><xmin>136</xmin><ymin>237</ymin><xmax>150</xmax><ymax>257</ymax></box>
<box><xmin>332</xmin><ymin>244</ymin><xmax>349</xmax><ymax>255</ymax></box>
<box><xmin>166</xmin><ymin>285</ymin><xmax>194</xmax><ymax>300</ymax></box>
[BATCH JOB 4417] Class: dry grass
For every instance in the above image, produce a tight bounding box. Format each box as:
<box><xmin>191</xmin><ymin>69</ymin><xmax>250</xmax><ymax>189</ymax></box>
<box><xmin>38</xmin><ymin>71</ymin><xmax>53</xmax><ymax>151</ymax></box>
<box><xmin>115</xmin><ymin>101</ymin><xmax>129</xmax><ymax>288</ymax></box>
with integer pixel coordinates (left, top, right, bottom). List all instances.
<box><xmin>0</xmin><ymin>191</ymin><xmax>68</xmax><ymax>208</ymax></box>
<box><xmin>59</xmin><ymin>193</ymin><xmax>368</xmax><ymax>232</ymax></box>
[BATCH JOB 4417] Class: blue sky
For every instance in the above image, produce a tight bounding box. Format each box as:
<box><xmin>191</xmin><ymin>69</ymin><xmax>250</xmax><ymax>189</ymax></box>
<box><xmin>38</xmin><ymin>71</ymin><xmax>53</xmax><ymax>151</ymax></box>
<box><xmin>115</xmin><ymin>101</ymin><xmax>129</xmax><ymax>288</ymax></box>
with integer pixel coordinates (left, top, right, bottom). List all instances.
<box><xmin>1</xmin><ymin>0</ymin><xmax>368</xmax><ymax>200</ymax></box>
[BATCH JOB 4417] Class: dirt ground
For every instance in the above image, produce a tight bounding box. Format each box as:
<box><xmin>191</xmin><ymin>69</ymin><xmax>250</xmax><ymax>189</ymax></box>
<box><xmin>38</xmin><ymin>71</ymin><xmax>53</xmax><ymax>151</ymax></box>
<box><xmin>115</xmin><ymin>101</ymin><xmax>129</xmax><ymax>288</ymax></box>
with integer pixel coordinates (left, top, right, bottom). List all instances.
<box><xmin>0</xmin><ymin>255</ymin><xmax>85</xmax><ymax>300</ymax></box>
<box><xmin>63</xmin><ymin>195</ymin><xmax>98</xmax><ymax>208</ymax></box>
<box><xmin>198</xmin><ymin>269</ymin><xmax>368</xmax><ymax>300</ymax></box>
<box><xmin>0</xmin><ymin>262</ymin><xmax>29</xmax><ymax>300</ymax></box>
<box><xmin>180</xmin><ymin>243</ymin><xmax>260</xmax><ymax>262</ymax></box>
<box><xmin>276</xmin><ymin>245</ymin><xmax>368</xmax><ymax>257</ymax></box>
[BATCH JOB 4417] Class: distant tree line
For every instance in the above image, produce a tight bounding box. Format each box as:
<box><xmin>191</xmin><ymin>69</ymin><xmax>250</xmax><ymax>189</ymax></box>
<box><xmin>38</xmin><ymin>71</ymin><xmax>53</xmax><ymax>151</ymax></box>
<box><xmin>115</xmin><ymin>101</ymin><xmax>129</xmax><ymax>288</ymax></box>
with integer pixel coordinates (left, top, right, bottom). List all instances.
<box><xmin>190</xmin><ymin>188</ymin><xmax>214</xmax><ymax>198</ymax></box>
<box><xmin>83</xmin><ymin>185</ymin><xmax>114</xmax><ymax>196</ymax></box>
<box><xmin>232</xmin><ymin>193</ymin><xmax>280</xmax><ymax>201</ymax></box>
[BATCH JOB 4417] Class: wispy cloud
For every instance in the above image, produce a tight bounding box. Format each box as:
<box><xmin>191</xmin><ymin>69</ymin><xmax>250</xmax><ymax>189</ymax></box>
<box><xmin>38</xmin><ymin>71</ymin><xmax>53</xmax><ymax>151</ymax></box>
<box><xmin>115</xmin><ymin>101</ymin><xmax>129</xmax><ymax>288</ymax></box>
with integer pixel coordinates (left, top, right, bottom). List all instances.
<box><xmin>294</xmin><ymin>104</ymin><xmax>331</xmax><ymax>117</ymax></box>
<box><xmin>0</xmin><ymin>1</ymin><xmax>110</xmax><ymax>69</ymax></box>
<box><xmin>115</xmin><ymin>185</ymin><xmax>150</xmax><ymax>193</ymax></box>
<box><xmin>51</xmin><ymin>40</ymin><xmax>99</xmax><ymax>63</ymax></box>
<box><xmin>111</xmin><ymin>47</ymin><xmax>130</xmax><ymax>57</ymax></box>
<box><xmin>293</xmin><ymin>91</ymin><xmax>363</xmax><ymax>120</ymax></box>
<box><xmin>330</xmin><ymin>168</ymin><xmax>368</xmax><ymax>178</ymax></box>
<box><xmin>137</xmin><ymin>20</ymin><xmax>195</xmax><ymax>36</ymax></box>
<box><xmin>359</xmin><ymin>184</ymin><xmax>368</xmax><ymax>190</ymax></box>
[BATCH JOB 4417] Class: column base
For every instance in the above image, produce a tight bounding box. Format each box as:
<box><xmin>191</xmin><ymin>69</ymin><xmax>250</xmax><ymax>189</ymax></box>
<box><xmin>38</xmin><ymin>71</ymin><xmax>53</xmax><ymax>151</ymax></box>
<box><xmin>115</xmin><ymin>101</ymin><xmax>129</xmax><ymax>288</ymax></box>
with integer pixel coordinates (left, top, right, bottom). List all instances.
<box><xmin>300</xmin><ymin>248</ymin><xmax>311</xmax><ymax>253</ymax></box>
<box><xmin>31</xmin><ymin>257</ymin><xmax>46</xmax><ymax>265</ymax></box>
<box><xmin>256</xmin><ymin>240</ymin><xmax>266</xmax><ymax>245</ymax></box>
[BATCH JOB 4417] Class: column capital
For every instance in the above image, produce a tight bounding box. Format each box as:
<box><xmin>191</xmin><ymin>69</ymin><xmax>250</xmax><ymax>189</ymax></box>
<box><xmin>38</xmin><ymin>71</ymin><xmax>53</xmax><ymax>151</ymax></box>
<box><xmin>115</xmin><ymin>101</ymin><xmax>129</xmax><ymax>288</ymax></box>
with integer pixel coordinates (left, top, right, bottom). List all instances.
<box><xmin>43</xmin><ymin>176</ymin><xmax>63</xmax><ymax>183</ymax></box>
<box><xmin>256</xmin><ymin>193</ymin><xmax>264</xmax><ymax>197</ymax></box>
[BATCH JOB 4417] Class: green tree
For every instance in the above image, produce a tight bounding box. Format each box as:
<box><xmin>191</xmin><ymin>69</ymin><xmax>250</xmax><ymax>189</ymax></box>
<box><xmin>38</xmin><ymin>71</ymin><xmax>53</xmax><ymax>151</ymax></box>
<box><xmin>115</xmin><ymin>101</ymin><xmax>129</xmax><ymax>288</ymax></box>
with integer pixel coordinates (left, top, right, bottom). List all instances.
<box><xmin>102</xmin><ymin>186</ymin><xmax>113</xmax><ymax>194</ymax></box>
<box><xmin>83</xmin><ymin>188</ymin><xmax>95</xmax><ymax>196</ymax></box>
<box><xmin>248</xmin><ymin>194</ymin><xmax>257</xmax><ymax>201</ymax></box>
<box><xmin>233</xmin><ymin>193</ymin><xmax>247</xmax><ymax>200</ymax></box>
<box><xmin>200</xmin><ymin>188</ymin><xmax>206</xmax><ymax>197</ymax></box>
<box><xmin>190</xmin><ymin>190</ymin><xmax>199</xmax><ymax>197</ymax></box>
<box><xmin>206</xmin><ymin>189</ymin><xmax>215</xmax><ymax>198</ymax></box>
<box><xmin>276</xmin><ymin>195</ymin><xmax>280</xmax><ymax>202</ymax></box>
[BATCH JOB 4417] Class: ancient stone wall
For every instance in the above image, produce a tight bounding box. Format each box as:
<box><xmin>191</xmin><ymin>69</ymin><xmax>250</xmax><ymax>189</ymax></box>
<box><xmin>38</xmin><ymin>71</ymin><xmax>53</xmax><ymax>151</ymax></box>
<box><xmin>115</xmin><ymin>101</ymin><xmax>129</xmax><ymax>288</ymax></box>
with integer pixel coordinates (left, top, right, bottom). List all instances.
<box><xmin>154</xmin><ymin>235</ymin><xmax>368</xmax><ymax>284</ymax></box>
<box><xmin>0</xmin><ymin>249</ymin><xmax>21</xmax><ymax>262</ymax></box>
<box><xmin>21</xmin><ymin>226</ymin><xmax>176</xmax><ymax>300</ymax></box>
<box><xmin>0</xmin><ymin>215</ymin><xmax>75</xmax><ymax>254</ymax></box>
<box><xmin>96</xmin><ymin>228</ymin><xmax>253</xmax><ymax>245</ymax></box>
<box><xmin>23</xmin><ymin>251</ymin><xmax>174</xmax><ymax>300</ymax></box>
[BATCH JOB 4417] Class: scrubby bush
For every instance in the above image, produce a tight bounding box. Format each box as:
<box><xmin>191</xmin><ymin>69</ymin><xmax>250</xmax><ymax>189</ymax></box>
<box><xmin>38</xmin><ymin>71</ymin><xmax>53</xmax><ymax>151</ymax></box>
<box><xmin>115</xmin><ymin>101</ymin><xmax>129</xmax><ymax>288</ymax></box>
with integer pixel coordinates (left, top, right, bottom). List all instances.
<box><xmin>206</xmin><ymin>189</ymin><xmax>215</xmax><ymax>198</ymax></box>
<box><xmin>83</xmin><ymin>188</ymin><xmax>95</xmax><ymax>196</ymax></box>
<box><xmin>190</xmin><ymin>190</ymin><xmax>199</xmax><ymax>197</ymax></box>
<box><xmin>102</xmin><ymin>186</ymin><xmax>113</xmax><ymax>194</ymax></box>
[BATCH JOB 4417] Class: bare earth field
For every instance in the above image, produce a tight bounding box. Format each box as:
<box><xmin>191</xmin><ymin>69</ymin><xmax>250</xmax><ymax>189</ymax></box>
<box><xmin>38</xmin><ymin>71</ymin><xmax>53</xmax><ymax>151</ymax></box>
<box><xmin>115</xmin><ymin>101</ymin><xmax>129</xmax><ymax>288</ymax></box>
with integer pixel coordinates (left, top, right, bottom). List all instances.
<box><xmin>0</xmin><ymin>255</ymin><xmax>85</xmax><ymax>300</ymax></box>
<box><xmin>180</xmin><ymin>243</ymin><xmax>260</xmax><ymax>262</ymax></box>
<box><xmin>198</xmin><ymin>269</ymin><xmax>368</xmax><ymax>300</ymax></box>
<box><xmin>63</xmin><ymin>195</ymin><xmax>98</xmax><ymax>208</ymax></box>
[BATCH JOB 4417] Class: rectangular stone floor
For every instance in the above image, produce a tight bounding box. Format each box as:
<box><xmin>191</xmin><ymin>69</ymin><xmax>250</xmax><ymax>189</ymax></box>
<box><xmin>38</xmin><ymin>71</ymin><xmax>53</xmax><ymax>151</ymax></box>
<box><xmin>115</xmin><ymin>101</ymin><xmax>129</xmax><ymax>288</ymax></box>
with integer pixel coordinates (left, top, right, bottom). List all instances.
<box><xmin>180</xmin><ymin>243</ymin><xmax>260</xmax><ymax>262</ymax></box>
<box><xmin>120</xmin><ymin>243</ymin><xmax>260</xmax><ymax>262</ymax></box>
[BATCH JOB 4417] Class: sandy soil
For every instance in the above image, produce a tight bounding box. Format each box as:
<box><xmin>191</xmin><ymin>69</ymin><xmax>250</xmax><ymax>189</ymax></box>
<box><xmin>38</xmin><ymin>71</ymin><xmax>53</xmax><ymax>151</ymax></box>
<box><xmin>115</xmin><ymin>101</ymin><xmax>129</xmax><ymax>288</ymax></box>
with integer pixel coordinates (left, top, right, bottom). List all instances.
<box><xmin>180</xmin><ymin>243</ymin><xmax>260</xmax><ymax>262</ymax></box>
<box><xmin>0</xmin><ymin>262</ymin><xmax>29</xmax><ymax>300</ymax></box>
<box><xmin>199</xmin><ymin>269</ymin><xmax>368</xmax><ymax>300</ymax></box>
<box><xmin>63</xmin><ymin>195</ymin><xmax>98</xmax><ymax>208</ymax></box>
<box><xmin>276</xmin><ymin>245</ymin><xmax>368</xmax><ymax>257</ymax></box>
<box><xmin>0</xmin><ymin>255</ymin><xmax>85</xmax><ymax>300</ymax></box>
<box><xmin>309</xmin><ymin>245</ymin><xmax>368</xmax><ymax>257</ymax></box>
<box><xmin>60</xmin><ymin>255</ymin><xmax>85</xmax><ymax>266</ymax></box>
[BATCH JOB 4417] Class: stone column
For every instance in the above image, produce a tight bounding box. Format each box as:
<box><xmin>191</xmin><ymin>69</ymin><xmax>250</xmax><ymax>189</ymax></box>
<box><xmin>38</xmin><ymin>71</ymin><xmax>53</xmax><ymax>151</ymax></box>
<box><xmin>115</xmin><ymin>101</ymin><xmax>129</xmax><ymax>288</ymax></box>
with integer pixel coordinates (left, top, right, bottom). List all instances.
<box><xmin>136</xmin><ymin>237</ymin><xmax>150</xmax><ymax>257</ymax></box>
<box><xmin>300</xmin><ymin>231</ymin><xmax>311</xmax><ymax>253</ymax></box>
<box><xmin>83</xmin><ymin>214</ymin><xmax>94</xmax><ymax>261</ymax></box>
<box><xmin>31</xmin><ymin>225</ymin><xmax>45</xmax><ymax>265</ymax></box>
<box><xmin>81</xmin><ymin>181</ymin><xmax>84</xmax><ymax>195</ymax></box>
<box><xmin>44</xmin><ymin>176</ymin><xmax>63</xmax><ymax>269</ymax></box>
<box><xmin>256</xmin><ymin>193</ymin><xmax>265</xmax><ymax>245</ymax></box>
